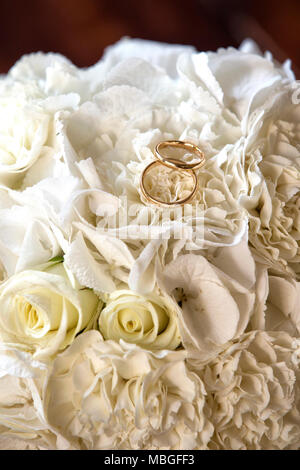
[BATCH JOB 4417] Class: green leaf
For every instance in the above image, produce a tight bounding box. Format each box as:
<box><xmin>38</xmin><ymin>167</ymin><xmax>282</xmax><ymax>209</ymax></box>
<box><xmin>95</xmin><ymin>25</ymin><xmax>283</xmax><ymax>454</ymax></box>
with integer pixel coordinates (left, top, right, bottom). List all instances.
<box><xmin>49</xmin><ymin>256</ymin><xmax>64</xmax><ymax>264</ymax></box>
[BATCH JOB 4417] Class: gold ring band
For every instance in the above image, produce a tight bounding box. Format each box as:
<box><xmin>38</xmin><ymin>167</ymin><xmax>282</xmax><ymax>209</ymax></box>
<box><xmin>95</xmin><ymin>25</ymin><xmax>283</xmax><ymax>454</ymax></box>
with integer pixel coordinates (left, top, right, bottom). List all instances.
<box><xmin>140</xmin><ymin>160</ymin><xmax>199</xmax><ymax>206</ymax></box>
<box><xmin>155</xmin><ymin>140</ymin><xmax>205</xmax><ymax>171</ymax></box>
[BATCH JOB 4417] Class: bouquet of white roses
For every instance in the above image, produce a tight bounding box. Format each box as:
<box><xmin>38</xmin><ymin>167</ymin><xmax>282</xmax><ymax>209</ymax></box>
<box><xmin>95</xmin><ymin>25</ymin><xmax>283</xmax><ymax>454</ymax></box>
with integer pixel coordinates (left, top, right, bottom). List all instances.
<box><xmin>0</xmin><ymin>38</ymin><xmax>299</xmax><ymax>451</ymax></box>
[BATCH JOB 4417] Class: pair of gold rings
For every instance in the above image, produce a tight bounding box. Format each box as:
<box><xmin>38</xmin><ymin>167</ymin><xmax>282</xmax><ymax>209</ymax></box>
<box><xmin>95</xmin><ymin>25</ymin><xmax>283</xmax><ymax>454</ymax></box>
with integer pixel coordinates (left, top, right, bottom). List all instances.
<box><xmin>140</xmin><ymin>140</ymin><xmax>205</xmax><ymax>206</ymax></box>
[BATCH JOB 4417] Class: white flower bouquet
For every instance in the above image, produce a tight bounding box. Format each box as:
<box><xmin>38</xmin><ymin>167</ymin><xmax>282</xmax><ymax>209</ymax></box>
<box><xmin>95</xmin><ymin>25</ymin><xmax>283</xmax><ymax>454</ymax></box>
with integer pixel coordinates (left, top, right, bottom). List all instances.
<box><xmin>0</xmin><ymin>38</ymin><xmax>299</xmax><ymax>450</ymax></box>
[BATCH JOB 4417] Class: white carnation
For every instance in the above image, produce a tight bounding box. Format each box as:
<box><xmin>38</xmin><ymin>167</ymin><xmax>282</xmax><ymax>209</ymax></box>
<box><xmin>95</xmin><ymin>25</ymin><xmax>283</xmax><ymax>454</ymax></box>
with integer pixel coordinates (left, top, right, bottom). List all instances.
<box><xmin>0</xmin><ymin>345</ymin><xmax>48</xmax><ymax>444</ymax></box>
<box><xmin>247</xmin><ymin>95</ymin><xmax>300</xmax><ymax>278</ymax></box>
<box><xmin>200</xmin><ymin>331</ymin><xmax>300</xmax><ymax>450</ymax></box>
<box><xmin>44</xmin><ymin>331</ymin><xmax>213</xmax><ymax>450</ymax></box>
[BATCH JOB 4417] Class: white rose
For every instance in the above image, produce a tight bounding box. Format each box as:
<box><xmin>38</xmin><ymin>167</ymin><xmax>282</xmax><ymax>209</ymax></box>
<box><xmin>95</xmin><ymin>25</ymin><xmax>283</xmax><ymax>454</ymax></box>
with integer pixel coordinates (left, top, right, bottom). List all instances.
<box><xmin>200</xmin><ymin>331</ymin><xmax>300</xmax><ymax>450</ymax></box>
<box><xmin>0</xmin><ymin>51</ymin><xmax>90</xmax><ymax>190</ymax></box>
<box><xmin>0</xmin><ymin>262</ymin><xmax>100</xmax><ymax>359</ymax></box>
<box><xmin>98</xmin><ymin>289</ymin><xmax>181</xmax><ymax>350</ymax></box>
<box><xmin>0</xmin><ymin>93</ymin><xmax>50</xmax><ymax>188</ymax></box>
<box><xmin>44</xmin><ymin>330</ymin><xmax>213</xmax><ymax>450</ymax></box>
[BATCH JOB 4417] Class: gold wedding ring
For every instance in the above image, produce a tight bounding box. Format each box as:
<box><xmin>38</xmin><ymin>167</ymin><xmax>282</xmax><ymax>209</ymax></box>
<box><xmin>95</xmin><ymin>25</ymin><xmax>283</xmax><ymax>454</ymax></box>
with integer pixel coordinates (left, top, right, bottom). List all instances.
<box><xmin>140</xmin><ymin>140</ymin><xmax>205</xmax><ymax>207</ymax></box>
<box><xmin>140</xmin><ymin>160</ymin><xmax>199</xmax><ymax>206</ymax></box>
<box><xmin>155</xmin><ymin>140</ymin><xmax>205</xmax><ymax>171</ymax></box>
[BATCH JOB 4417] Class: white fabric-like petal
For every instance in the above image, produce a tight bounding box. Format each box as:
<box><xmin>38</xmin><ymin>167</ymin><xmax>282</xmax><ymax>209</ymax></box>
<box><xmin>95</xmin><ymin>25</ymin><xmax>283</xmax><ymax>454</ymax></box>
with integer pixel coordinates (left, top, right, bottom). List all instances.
<box><xmin>64</xmin><ymin>232</ymin><xmax>116</xmax><ymax>293</ymax></box>
<box><xmin>0</xmin><ymin>187</ymin><xmax>62</xmax><ymax>277</ymax></box>
<box><xmin>161</xmin><ymin>245</ymin><xmax>255</xmax><ymax>361</ymax></box>
<box><xmin>102</xmin><ymin>37</ymin><xmax>196</xmax><ymax>78</ymax></box>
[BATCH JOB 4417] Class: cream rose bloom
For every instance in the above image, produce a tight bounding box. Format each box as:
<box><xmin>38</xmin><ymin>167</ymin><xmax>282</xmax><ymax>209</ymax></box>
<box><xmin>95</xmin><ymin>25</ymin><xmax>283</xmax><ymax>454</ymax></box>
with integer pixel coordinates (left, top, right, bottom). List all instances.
<box><xmin>0</xmin><ymin>262</ymin><xmax>100</xmax><ymax>360</ymax></box>
<box><xmin>44</xmin><ymin>330</ymin><xmax>213</xmax><ymax>450</ymax></box>
<box><xmin>0</xmin><ymin>51</ymin><xmax>92</xmax><ymax>190</ymax></box>
<box><xmin>200</xmin><ymin>331</ymin><xmax>300</xmax><ymax>450</ymax></box>
<box><xmin>98</xmin><ymin>289</ymin><xmax>181</xmax><ymax>350</ymax></box>
<box><xmin>0</xmin><ymin>91</ymin><xmax>50</xmax><ymax>188</ymax></box>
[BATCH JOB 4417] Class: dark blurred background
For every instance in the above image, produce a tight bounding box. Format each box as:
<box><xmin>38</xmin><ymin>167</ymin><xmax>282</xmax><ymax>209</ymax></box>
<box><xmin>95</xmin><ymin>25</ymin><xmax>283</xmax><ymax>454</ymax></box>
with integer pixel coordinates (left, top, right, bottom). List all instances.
<box><xmin>0</xmin><ymin>0</ymin><xmax>299</xmax><ymax>76</ymax></box>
